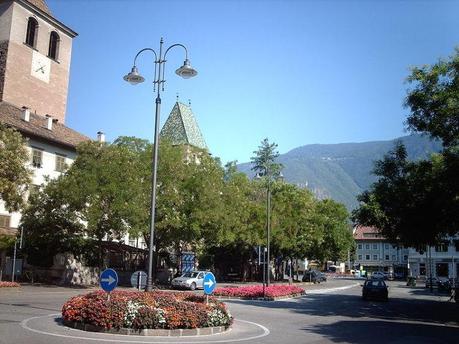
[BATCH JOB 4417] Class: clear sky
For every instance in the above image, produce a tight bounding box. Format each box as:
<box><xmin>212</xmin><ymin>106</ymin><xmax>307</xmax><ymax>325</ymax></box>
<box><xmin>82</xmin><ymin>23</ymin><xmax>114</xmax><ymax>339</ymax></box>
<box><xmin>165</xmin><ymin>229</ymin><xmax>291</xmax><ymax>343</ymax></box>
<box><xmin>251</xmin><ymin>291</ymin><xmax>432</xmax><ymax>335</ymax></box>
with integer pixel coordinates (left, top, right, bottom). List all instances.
<box><xmin>49</xmin><ymin>0</ymin><xmax>458</xmax><ymax>164</ymax></box>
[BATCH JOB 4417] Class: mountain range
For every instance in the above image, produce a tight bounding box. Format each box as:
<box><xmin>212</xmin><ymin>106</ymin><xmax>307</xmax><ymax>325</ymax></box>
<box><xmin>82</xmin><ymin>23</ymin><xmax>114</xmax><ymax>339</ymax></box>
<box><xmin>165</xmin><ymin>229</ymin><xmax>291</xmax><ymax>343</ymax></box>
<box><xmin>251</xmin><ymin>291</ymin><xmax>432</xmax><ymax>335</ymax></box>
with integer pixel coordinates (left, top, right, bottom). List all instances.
<box><xmin>236</xmin><ymin>134</ymin><xmax>442</xmax><ymax>210</ymax></box>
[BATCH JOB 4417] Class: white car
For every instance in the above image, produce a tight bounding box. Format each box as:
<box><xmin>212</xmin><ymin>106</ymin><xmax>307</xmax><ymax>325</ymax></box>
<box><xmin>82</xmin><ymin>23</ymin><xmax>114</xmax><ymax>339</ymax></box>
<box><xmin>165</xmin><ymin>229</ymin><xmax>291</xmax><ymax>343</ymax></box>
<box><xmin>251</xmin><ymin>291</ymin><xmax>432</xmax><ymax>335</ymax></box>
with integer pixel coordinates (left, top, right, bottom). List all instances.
<box><xmin>171</xmin><ymin>271</ymin><xmax>206</xmax><ymax>290</ymax></box>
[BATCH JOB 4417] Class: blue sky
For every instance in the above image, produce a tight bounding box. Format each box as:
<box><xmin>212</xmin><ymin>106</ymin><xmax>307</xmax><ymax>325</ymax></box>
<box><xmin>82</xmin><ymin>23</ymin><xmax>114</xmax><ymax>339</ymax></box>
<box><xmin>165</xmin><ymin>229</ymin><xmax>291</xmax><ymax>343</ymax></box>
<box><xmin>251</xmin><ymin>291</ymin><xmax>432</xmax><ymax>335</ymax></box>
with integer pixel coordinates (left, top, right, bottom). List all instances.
<box><xmin>49</xmin><ymin>0</ymin><xmax>458</xmax><ymax>164</ymax></box>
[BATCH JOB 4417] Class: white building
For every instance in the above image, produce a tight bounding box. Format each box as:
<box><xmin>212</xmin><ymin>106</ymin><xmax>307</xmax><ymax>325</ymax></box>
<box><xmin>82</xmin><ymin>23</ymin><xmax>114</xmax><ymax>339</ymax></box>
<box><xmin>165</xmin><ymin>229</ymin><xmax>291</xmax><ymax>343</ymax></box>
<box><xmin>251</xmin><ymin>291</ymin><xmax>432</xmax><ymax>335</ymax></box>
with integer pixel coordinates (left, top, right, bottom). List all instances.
<box><xmin>408</xmin><ymin>238</ymin><xmax>459</xmax><ymax>280</ymax></box>
<box><xmin>353</xmin><ymin>226</ymin><xmax>409</xmax><ymax>276</ymax></box>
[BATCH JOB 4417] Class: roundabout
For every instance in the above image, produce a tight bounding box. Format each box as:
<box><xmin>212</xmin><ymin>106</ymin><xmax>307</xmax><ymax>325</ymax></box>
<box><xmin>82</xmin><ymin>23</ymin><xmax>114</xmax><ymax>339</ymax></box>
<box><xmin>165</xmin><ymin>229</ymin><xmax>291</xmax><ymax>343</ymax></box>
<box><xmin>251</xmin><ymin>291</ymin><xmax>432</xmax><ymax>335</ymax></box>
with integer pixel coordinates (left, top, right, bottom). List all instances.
<box><xmin>21</xmin><ymin>314</ymin><xmax>270</xmax><ymax>343</ymax></box>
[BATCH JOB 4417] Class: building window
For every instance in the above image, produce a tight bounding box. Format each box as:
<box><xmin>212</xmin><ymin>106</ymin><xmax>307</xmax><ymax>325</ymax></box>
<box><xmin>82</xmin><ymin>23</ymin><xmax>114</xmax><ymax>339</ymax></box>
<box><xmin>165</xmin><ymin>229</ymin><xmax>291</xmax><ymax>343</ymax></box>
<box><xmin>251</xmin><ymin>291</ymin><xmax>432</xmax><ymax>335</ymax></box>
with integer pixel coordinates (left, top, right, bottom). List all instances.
<box><xmin>365</xmin><ymin>255</ymin><xmax>370</xmax><ymax>260</ymax></box>
<box><xmin>358</xmin><ymin>255</ymin><xmax>362</xmax><ymax>260</ymax></box>
<box><xmin>392</xmin><ymin>255</ymin><xmax>396</xmax><ymax>261</ymax></box>
<box><xmin>31</xmin><ymin>148</ymin><xmax>43</xmax><ymax>168</ymax></box>
<box><xmin>435</xmin><ymin>243</ymin><xmax>448</xmax><ymax>252</ymax></box>
<box><xmin>373</xmin><ymin>255</ymin><xmax>378</xmax><ymax>260</ymax></box>
<box><xmin>373</xmin><ymin>244</ymin><xmax>378</xmax><ymax>250</ymax></box>
<box><xmin>357</xmin><ymin>244</ymin><xmax>362</xmax><ymax>250</ymax></box>
<box><xmin>455</xmin><ymin>240</ymin><xmax>459</xmax><ymax>252</ymax></box>
<box><xmin>0</xmin><ymin>215</ymin><xmax>11</xmax><ymax>228</ymax></box>
<box><xmin>48</xmin><ymin>31</ymin><xmax>60</xmax><ymax>60</ymax></box>
<box><xmin>384</xmin><ymin>244</ymin><xmax>389</xmax><ymax>249</ymax></box>
<box><xmin>385</xmin><ymin>255</ymin><xmax>389</xmax><ymax>260</ymax></box>
<box><xmin>365</xmin><ymin>244</ymin><xmax>370</xmax><ymax>250</ymax></box>
<box><xmin>25</xmin><ymin>17</ymin><xmax>38</xmax><ymax>48</ymax></box>
<box><xmin>55</xmin><ymin>155</ymin><xmax>66</xmax><ymax>172</ymax></box>
<box><xmin>403</xmin><ymin>255</ymin><xmax>408</xmax><ymax>261</ymax></box>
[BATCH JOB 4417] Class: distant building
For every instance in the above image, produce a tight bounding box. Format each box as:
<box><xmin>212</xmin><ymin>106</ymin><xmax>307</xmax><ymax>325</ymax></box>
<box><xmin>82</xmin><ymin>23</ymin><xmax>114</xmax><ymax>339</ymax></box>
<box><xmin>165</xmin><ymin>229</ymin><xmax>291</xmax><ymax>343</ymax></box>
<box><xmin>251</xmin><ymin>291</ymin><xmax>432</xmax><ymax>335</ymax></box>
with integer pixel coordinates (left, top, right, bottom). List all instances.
<box><xmin>408</xmin><ymin>238</ymin><xmax>459</xmax><ymax>280</ymax></box>
<box><xmin>353</xmin><ymin>226</ymin><xmax>409</xmax><ymax>276</ymax></box>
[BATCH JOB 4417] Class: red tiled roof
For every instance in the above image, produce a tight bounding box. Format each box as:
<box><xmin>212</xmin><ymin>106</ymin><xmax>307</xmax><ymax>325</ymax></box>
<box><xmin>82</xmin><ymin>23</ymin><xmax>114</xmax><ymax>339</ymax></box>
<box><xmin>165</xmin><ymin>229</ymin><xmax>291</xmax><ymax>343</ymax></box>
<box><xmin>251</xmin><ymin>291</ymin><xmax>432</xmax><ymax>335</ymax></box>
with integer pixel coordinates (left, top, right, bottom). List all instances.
<box><xmin>25</xmin><ymin>0</ymin><xmax>51</xmax><ymax>16</ymax></box>
<box><xmin>353</xmin><ymin>226</ymin><xmax>387</xmax><ymax>241</ymax></box>
<box><xmin>0</xmin><ymin>102</ymin><xmax>90</xmax><ymax>149</ymax></box>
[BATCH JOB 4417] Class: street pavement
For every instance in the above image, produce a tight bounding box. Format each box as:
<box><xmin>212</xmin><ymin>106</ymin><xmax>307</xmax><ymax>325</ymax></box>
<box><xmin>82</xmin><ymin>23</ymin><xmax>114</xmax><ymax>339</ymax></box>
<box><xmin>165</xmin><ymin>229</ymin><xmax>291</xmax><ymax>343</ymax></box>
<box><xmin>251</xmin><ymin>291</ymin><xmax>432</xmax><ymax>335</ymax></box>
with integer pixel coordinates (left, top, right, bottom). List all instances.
<box><xmin>0</xmin><ymin>278</ymin><xmax>457</xmax><ymax>343</ymax></box>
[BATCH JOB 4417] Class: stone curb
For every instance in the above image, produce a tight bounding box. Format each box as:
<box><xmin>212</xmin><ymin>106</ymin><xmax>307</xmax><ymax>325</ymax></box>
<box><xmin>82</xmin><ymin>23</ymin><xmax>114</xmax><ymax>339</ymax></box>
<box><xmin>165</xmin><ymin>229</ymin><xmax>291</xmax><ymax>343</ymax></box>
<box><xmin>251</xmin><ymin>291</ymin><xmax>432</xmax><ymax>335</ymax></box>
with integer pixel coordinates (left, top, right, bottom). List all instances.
<box><xmin>214</xmin><ymin>292</ymin><xmax>306</xmax><ymax>301</ymax></box>
<box><xmin>62</xmin><ymin>320</ymin><xmax>230</xmax><ymax>337</ymax></box>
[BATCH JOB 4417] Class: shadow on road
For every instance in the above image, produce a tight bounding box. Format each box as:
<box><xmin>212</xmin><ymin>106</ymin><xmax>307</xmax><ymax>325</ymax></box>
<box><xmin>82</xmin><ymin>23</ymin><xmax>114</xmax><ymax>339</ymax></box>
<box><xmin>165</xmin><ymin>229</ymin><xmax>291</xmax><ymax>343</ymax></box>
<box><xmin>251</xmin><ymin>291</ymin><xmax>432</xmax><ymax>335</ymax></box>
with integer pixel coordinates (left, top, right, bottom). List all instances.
<box><xmin>304</xmin><ymin>319</ymin><xmax>459</xmax><ymax>344</ymax></box>
<box><xmin>226</xmin><ymin>293</ymin><xmax>459</xmax><ymax>326</ymax></box>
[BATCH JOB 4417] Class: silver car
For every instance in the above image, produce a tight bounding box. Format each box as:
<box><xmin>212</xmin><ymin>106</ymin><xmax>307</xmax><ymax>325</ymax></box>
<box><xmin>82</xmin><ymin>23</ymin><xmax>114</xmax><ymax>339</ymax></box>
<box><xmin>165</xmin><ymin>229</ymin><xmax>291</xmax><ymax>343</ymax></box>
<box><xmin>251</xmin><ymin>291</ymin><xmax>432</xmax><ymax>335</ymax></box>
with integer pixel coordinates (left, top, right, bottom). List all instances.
<box><xmin>171</xmin><ymin>271</ymin><xmax>206</xmax><ymax>290</ymax></box>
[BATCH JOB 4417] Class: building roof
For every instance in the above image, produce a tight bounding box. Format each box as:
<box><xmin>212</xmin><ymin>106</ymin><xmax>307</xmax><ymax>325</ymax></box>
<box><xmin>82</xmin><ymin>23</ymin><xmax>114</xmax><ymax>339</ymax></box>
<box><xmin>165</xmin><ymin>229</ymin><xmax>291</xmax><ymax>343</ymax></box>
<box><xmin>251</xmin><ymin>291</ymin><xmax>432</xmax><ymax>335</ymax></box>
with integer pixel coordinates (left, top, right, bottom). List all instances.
<box><xmin>353</xmin><ymin>226</ymin><xmax>387</xmax><ymax>241</ymax></box>
<box><xmin>160</xmin><ymin>102</ymin><xmax>207</xmax><ymax>150</ymax></box>
<box><xmin>25</xmin><ymin>0</ymin><xmax>51</xmax><ymax>16</ymax></box>
<box><xmin>0</xmin><ymin>102</ymin><xmax>90</xmax><ymax>149</ymax></box>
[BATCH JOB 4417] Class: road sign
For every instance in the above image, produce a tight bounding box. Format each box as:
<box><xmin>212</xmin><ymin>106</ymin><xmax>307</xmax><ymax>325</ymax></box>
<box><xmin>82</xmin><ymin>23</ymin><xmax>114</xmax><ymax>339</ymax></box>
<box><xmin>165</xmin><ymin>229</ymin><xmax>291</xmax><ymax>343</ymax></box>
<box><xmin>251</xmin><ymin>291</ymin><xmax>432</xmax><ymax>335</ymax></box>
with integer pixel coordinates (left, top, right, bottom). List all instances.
<box><xmin>100</xmin><ymin>268</ymin><xmax>118</xmax><ymax>292</ymax></box>
<box><xmin>203</xmin><ymin>272</ymin><xmax>216</xmax><ymax>295</ymax></box>
<box><xmin>130</xmin><ymin>271</ymin><xmax>147</xmax><ymax>290</ymax></box>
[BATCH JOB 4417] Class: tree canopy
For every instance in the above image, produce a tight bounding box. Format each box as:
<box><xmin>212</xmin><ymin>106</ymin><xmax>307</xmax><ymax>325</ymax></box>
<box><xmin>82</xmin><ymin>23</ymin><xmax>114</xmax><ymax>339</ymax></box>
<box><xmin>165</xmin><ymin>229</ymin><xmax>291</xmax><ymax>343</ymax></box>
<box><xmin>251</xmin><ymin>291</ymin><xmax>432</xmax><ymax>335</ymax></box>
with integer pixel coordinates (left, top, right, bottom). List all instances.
<box><xmin>0</xmin><ymin>124</ymin><xmax>32</xmax><ymax>212</ymax></box>
<box><xmin>353</xmin><ymin>49</ymin><xmax>459</xmax><ymax>247</ymax></box>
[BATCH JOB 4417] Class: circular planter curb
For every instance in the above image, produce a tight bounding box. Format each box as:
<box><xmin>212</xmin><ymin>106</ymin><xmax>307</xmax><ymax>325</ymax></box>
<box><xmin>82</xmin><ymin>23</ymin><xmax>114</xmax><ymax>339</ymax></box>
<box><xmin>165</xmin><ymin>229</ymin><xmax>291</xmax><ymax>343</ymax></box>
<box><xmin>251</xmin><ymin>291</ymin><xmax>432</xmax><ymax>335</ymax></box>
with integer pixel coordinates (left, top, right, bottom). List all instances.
<box><xmin>62</xmin><ymin>319</ymin><xmax>231</xmax><ymax>337</ymax></box>
<box><xmin>214</xmin><ymin>291</ymin><xmax>305</xmax><ymax>301</ymax></box>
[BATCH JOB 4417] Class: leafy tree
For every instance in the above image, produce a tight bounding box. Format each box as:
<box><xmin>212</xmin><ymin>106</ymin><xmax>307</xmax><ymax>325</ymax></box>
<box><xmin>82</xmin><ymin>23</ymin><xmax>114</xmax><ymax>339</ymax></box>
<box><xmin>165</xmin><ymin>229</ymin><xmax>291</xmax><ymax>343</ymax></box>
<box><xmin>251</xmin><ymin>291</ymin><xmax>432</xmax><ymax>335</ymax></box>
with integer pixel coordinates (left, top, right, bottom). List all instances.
<box><xmin>313</xmin><ymin>199</ymin><xmax>354</xmax><ymax>264</ymax></box>
<box><xmin>250</xmin><ymin>138</ymin><xmax>283</xmax><ymax>178</ymax></box>
<box><xmin>353</xmin><ymin>48</ymin><xmax>459</xmax><ymax>246</ymax></box>
<box><xmin>405</xmin><ymin>48</ymin><xmax>459</xmax><ymax>148</ymax></box>
<box><xmin>0</xmin><ymin>124</ymin><xmax>32</xmax><ymax>212</ymax></box>
<box><xmin>20</xmin><ymin>179</ymin><xmax>86</xmax><ymax>267</ymax></box>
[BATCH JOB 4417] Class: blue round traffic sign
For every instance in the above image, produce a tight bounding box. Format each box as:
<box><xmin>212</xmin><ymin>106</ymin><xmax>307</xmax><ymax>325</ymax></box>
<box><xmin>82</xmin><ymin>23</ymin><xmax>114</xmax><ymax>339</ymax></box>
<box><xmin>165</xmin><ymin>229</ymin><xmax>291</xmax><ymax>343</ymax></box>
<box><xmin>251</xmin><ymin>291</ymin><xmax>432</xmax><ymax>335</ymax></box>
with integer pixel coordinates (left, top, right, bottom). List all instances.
<box><xmin>203</xmin><ymin>272</ymin><xmax>216</xmax><ymax>295</ymax></box>
<box><xmin>100</xmin><ymin>268</ymin><xmax>118</xmax><ymax>292</ymax></box>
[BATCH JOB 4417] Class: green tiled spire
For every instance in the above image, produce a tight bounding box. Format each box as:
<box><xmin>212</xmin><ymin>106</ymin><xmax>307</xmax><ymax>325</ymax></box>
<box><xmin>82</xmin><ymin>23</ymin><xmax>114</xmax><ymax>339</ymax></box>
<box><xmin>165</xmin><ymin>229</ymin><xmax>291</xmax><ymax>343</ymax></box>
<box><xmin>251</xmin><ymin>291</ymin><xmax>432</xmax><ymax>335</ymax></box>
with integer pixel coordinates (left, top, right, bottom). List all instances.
<box><xmin>160</xmin><ymin>102</ymin><xmax>207</xmax><ymax>150</ymax></box>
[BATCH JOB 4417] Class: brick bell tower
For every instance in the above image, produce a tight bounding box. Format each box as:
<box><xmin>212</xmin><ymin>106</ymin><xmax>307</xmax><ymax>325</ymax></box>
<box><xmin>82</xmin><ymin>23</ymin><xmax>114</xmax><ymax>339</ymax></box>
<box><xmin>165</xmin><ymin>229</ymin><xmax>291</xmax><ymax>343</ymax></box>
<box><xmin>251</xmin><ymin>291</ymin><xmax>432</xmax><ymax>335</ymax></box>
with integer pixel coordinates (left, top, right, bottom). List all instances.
<box><xmin>0</xmin><ymin>0</ymin><xmax>77</xmax><ymax>123</ymax></box>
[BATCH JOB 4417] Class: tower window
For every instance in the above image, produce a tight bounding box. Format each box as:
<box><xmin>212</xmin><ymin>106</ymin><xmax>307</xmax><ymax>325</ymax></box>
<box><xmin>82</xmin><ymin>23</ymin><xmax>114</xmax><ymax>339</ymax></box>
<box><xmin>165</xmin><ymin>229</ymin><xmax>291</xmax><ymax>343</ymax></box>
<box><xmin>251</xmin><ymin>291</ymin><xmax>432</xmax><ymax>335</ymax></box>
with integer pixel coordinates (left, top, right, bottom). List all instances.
<box><xmin>48</xmin><ymin>31</ymin><xmax>60</xmax><ymax>60</ymax></box>
<box><xmin>25</xmin><ymin>17</ymin><xmax>38</xmax><ymax>48</ymax></box>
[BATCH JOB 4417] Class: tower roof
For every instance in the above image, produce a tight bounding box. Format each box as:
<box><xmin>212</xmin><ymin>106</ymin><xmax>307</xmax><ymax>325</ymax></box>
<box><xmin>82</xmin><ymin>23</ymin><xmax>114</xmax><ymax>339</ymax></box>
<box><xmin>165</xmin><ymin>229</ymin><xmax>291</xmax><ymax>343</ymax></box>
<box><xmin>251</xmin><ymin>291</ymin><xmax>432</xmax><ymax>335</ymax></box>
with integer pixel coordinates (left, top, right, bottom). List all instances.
<box><xmin>160</xmin><ymin>102</ymin><xmax>207</xmax><ymax>150</ymax></box>
<box><xmin>25</xmin><ymin>0</ymin><xmax>52</xmax><ymax>16</ymax></box>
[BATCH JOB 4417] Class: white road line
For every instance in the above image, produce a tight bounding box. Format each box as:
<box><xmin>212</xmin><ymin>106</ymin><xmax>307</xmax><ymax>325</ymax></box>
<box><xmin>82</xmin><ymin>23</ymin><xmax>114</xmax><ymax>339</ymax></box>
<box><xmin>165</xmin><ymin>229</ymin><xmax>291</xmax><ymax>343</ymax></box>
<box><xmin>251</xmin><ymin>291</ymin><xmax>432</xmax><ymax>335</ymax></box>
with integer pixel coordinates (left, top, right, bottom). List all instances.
<box><xmin>20</xmin><ymin>314</ymin><xmax>270</xmax><ymax>343</ymax></box>
<box><xmin>307</xmin><ymin>283</ymin><xmax>360</xmax><ymax>294</ymax></box>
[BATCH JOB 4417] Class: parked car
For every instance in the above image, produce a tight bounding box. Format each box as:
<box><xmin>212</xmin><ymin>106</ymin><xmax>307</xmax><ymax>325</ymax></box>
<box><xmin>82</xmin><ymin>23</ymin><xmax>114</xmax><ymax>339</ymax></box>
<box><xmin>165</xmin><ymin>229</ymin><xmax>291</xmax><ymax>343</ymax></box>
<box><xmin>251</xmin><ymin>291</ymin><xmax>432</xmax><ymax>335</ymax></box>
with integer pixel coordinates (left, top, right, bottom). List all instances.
<box><xmin>362</xmin><ymin>279</ymin><xmax>388</xmax><ymax>301</ymax></box>
<box><xmin>371</xmin><ymin>271</ymin><xmax>386</xmax><ymax>280</ymax></box>
<box><xmin>302</xmin><ymin>270</ymin><xmax>321</xmax><ymax>283</ymax></box>
<box><xmin>171</xmin><ymin>271</ymin><xmax>207</xmax><ymax>290</ymax></box>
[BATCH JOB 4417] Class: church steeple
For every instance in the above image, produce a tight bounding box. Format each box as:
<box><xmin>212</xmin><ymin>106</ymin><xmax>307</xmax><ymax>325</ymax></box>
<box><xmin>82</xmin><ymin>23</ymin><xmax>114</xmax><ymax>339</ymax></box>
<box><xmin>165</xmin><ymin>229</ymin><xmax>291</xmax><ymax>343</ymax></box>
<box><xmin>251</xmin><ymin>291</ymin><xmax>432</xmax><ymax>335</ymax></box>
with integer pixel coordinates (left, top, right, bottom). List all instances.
<box><xmin>160</xmin><ymin>102</ymin><xmax>207</xmax><ymax>150</ymax></box>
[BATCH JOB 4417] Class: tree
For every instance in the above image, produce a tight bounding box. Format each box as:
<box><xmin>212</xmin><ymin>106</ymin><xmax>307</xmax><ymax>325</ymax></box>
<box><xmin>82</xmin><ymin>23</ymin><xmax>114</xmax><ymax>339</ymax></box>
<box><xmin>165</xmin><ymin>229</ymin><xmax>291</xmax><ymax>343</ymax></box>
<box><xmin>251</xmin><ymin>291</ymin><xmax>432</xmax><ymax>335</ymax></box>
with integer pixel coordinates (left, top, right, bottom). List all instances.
<box><xmin>0</xmin><ymin>124</ymin><xmax>32</xmax><ymax>212</ymax></box>
<box><xmin>250</xmin><ymin>138</ymin><xmax>283</xmax><ymax>178</ymax></box>
<box><xmin>405</xmin><ymin>48</ymin><xmax>459</xmax><ymax>148</ymax></box>
<box><xmin>353</xmin><ymin>48</ymin><xmax>459</xmax><ymax>246</ymax></box>
<box><xmin>314</xmin><ymin>199</ymin><xmax>354</xmax><ymax>264</ymax></box>
<box><xmin>21</xmin><ymin>140</ymin><xmax>146</xmax><ymax>268</ymax></box>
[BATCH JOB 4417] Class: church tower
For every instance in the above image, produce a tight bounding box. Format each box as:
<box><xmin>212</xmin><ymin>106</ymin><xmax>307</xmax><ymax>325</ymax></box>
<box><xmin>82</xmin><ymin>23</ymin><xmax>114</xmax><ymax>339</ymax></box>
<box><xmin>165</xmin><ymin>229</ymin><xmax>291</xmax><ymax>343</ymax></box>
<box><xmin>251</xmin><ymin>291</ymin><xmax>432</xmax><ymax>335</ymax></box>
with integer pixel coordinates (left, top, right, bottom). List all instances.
<box><xmin>0</xmin><ymin>0</ymin><xmax>77</xmax><ymax>123</ymax></box>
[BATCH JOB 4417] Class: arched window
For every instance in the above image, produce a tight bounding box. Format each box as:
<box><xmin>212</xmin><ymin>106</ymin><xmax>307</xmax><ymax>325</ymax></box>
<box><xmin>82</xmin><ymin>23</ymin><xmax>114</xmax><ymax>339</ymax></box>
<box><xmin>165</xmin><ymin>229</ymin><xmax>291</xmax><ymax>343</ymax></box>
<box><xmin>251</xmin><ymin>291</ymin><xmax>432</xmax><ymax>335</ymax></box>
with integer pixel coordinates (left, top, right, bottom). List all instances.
<box><xmin>25</xmin><ymin>17</ymin><xmax>38</xmax><ymax>47</ymax></box>
<box><xmin>48</xmin><ymin>31</ymin><xmax>60</xmax><ymax>60</ymax></box>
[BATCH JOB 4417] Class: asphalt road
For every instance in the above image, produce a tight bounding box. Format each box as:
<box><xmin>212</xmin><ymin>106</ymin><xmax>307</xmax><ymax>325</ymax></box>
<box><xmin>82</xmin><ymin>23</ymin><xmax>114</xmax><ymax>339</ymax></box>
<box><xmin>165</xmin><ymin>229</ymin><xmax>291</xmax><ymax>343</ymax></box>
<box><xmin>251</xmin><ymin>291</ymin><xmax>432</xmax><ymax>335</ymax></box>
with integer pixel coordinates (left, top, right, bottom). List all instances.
<box><xmin>0</xmin><ymin>279</ymin><xmax>458</xmax><ymax>344</ymax></box>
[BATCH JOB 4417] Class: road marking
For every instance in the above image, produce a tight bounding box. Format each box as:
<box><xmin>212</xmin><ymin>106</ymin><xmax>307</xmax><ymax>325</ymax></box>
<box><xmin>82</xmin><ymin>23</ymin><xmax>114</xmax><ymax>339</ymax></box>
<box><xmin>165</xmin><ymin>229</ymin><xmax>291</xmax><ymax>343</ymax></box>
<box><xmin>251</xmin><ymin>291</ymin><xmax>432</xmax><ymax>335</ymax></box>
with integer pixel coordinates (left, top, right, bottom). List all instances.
<box><xmin>20</xmin><ymin>314</ymin><xmax>270</xmax><ymax>343</ymax></box>
<box><xmin>307</xmin><ymin>283</ymin><xmax>360</xmax><ymax>294</ymax></box>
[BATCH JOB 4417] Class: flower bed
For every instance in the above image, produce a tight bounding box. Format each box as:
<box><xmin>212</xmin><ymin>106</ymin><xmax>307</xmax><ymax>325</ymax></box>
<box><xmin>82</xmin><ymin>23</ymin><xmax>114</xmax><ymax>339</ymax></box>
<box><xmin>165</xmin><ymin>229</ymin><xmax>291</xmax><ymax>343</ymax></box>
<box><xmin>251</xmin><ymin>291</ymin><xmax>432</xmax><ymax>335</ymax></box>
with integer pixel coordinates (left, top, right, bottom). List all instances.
<box><xmin>0</xmin><ymin>281</ymin><xmax>20</xmax><ymax>288</ymax></box>
<box><xmin>62</xmin><ymin>291</ymin><xmax>232</xmax><ymax>331</ymax></box>
<box><xmin>214</xmin><ymin>284</ymin><xmax>305</xmax><ymax>299</ymax></box>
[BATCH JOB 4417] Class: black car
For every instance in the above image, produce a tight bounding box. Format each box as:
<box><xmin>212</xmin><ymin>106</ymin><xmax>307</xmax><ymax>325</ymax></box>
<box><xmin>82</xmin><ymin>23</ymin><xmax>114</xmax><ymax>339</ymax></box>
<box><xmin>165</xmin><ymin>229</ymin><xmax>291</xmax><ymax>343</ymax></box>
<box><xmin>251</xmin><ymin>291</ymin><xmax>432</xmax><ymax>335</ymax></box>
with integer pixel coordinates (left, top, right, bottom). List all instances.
<box><xmin>362</xmin><ymin>279</ymin><xmax>388</xmax><ymax>301</ymax></box>
<box><xmin>302</xmin><ymin>270</ymin><xmax>321</xmax><ymax>283</ymax></box>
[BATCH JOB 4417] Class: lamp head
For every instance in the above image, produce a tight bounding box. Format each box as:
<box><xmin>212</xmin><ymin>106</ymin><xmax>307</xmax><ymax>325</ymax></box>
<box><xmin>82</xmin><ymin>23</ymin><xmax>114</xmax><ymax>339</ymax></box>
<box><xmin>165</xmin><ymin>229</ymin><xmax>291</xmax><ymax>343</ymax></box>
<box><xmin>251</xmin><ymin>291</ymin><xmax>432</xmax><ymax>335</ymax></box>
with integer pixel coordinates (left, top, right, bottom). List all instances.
<box><xmin>175</xmin><ymin>59</ymin><xmax>198</xmax><ymax>79</ymax></box>
<box><xmin>123</xmin><ymin>66</ymin><xmax>145</xmax><ymax>85</ymax></box>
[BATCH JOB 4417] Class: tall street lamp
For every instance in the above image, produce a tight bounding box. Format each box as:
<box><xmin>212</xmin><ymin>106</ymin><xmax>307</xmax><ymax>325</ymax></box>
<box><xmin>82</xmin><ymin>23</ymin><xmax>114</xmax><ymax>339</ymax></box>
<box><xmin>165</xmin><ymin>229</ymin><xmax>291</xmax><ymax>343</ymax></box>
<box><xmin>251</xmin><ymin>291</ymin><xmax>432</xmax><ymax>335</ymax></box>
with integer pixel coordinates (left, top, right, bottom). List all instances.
<box><xmin>256</xmin><ymin>170</ymin><xmax>283</xmax><ymax>296</ymax></box>
<box><xmin>123</xmin><ymin>38</ymin><xmax>197</xmax><ymax>292</ymax></box>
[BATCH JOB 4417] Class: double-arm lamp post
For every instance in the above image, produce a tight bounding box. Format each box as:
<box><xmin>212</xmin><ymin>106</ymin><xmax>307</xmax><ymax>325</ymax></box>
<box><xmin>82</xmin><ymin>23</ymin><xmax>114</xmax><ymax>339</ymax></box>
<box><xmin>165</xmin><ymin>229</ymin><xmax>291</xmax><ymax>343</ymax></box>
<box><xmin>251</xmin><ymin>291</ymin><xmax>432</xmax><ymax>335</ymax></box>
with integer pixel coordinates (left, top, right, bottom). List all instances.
<box><xmin>123</xmin><ymin>38</ymin><xmax>197</xmax><ymax>291</ymax></box>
